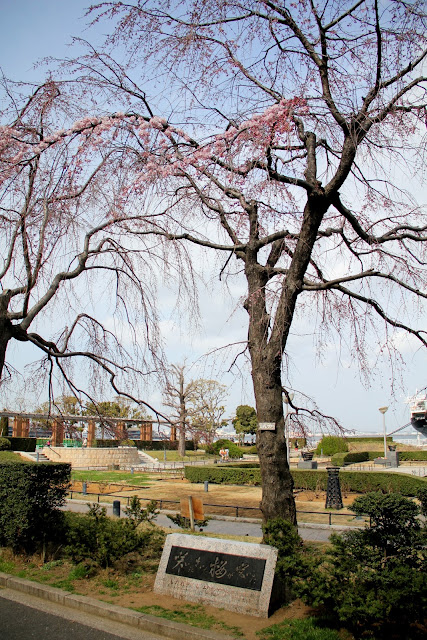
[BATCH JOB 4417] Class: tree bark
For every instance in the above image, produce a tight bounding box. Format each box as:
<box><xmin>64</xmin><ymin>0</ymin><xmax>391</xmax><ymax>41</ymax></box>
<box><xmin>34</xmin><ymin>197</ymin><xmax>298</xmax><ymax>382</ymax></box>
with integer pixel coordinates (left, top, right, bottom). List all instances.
<box><xmin>0</xmin><ymin>316</ymin><xmax>13</xmax><ymax>382</ymax></box>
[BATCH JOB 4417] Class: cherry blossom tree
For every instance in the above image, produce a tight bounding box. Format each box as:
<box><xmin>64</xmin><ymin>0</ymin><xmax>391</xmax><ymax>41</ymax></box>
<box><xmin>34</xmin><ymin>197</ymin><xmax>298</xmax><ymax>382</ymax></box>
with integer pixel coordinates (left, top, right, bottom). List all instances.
<box><xmin>72</xmin><ymin>0</ymin><xmax>426</xmax><ymax>523</ymax></box>
<box><xmin>8</xmin><ymin>1</ymin><xmax>425</xmax><ymax>523</ymax></box>
<box><xmin>0</xmin><ymin>79</ymin><xmax>173</xmax><ymax>415</ymax></box>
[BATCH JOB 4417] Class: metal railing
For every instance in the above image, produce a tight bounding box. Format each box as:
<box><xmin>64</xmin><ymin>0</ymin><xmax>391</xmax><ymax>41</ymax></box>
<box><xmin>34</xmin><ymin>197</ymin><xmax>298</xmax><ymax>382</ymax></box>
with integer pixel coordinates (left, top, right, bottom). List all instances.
<box><xmin>66</xmin><ymin>491</ymin><xmax>367</xmax><ymax>526</ymax></box>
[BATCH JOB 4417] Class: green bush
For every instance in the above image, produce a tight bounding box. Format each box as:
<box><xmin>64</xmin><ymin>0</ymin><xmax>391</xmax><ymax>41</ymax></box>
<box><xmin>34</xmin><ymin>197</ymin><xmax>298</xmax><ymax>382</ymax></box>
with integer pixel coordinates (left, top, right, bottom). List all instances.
<box><xmin>185</xmin><ymin>465</ymin><xmax>426</xmax><ymax>495</ymax></box>
<box><xmin>315</xmin><ymin>436</ymin><xmax>348</xmax><ymax>456</ymax></box>
<box><xmin>185</xmin><ymin>465</ymin><xmax>261</xmax><ymax>485</ymax></box>
<box><xmin>398</xmin><ymin>451</ymin><xmax>427</xmax><ymax>461</ymax></box>
<box><xmin>262</xmin><ymin>518</ymin><xmax>307</xmax><ymax>603</ymax></box>
<box><xmin>331</xmin><ymin>451</ymin><xmax>369</xmax><ymax>466</ymax></box>
<box><xmin>417</xmin><ymin>487</ymin><xmax>427</xmax><ymax>517</ymax></box>
<box><xmin>0</xmin><ymin>462</ymin><xmax>70</xmax><ymax>553</ymax></box>
<box><xmin>119</xmin><ymin>439</ymin><xmax>136</xmax><ymax>447</ymax></box>
<box><xmin>346</xmin><ymin>437</ymin><xmax>393</xmax><ymax>443</ymax></box>
<box><xmin>299</xmin><ymin>493</ymin><xmax>426</xmax><ymax>637</ymax></box>
<box><xmin>63</xmin><ymin>503</ymin><xmax>165</xmax><ymax>568</ymax></box>
<box><xmin>0</xmin><ymin>437</ymin><xmax>11</xmax><ymax>451</ymax></box>
<box><xmin>359</xmin><ymin>451</ymin><xmax>427</xmax><ymax>462</ymax></box>
<box><xmin>205</xmin><ymin>438</ymin><xmax>243</xmax><ymax>458</ymax></box>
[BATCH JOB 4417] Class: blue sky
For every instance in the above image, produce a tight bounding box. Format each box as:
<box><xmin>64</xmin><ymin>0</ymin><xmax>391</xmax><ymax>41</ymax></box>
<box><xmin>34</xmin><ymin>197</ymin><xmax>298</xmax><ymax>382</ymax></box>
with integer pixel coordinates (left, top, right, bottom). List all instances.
<box><xmin>0</xmin><ymin>0</ymin><xmax>426</xmax><ymax>436</ymax></box>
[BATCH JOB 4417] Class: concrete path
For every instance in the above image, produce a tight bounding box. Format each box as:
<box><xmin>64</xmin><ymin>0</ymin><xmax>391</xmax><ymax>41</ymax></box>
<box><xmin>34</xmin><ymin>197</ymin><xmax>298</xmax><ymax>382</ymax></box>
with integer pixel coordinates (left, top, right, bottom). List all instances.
<box><xmin>63</xmin><ymin>499</ymin><xmax>356</xmax><ymax>543</ymax></box>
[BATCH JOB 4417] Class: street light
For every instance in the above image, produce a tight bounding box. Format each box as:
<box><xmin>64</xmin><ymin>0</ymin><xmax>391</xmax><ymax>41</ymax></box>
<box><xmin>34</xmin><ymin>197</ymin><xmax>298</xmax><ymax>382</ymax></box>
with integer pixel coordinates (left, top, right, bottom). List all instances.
<box><xmin>379</xmin><ymin>406</ymin><xmax>389</xmax><ymax>459</ymax></box>
<box><xmin>283</xmin><ymin>392</ymin><xmax>294</xmax><ymax>466</ymax></box>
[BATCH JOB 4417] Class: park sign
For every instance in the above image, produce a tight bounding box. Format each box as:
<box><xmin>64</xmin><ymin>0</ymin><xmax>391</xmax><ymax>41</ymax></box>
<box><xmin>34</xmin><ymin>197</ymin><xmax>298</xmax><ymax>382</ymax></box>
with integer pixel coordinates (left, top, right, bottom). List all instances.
<box><xmin>154</xmin><ymin>533</ymin><xmax>278</xmax><ymax>617</ymax></box>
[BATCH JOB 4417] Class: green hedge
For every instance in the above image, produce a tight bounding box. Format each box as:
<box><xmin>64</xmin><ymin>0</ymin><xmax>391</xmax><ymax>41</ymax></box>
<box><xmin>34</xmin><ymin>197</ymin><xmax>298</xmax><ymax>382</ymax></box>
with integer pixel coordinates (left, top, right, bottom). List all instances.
<box><xmin>6</xmin><ymin>437</ymin><xmax>36</xmax><ymax>452</ymax></box>
<box><xmin>332</xmin><ymin>452</ymin><xmax>370</xmax><ymax>466</ymax></box>
<box><xmin>185</xmin><ymin>465</ymin><xmax>262</xmax><ymax>485</ymax></box>
<box><xmin>346</xmin><ymin>437</ymin><xmax>393</xmax><ymax>442</ymax></box>
<box><xmin>184</xmin><ymin>465</ymin><xmax>426</xmax><ymax>495</ymax></box>
<box><xmin>398</xmin><ymin>451</ymin><xmax>427</xmax><ymax>461</ymax></box>
<box><xmin>0</xmin><ymin>461</ymin><xmax>71</xmax><ymax>553</ymax></box>
<box><xmin>332</xmin><ymin>451</ymin><xmax>427</xmax><ymax>466</ymax></box>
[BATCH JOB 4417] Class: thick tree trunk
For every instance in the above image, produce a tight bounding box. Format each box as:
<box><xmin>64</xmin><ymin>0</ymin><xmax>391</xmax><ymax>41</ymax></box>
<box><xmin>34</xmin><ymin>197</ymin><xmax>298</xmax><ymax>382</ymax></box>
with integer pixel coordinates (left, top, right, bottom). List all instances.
<box><xmin>252</xmin><ymin>353</ymin><xmax>297</xmax><ymax>525</ymax></box>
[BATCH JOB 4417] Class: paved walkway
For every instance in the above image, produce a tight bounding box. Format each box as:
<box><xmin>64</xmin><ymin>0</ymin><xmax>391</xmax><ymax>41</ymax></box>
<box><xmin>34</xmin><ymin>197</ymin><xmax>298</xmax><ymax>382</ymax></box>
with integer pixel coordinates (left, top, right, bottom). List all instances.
<box><xmin>64</xmin><ymin>499</ymin><xmax>357</xmax><ymax>543</ymax></box>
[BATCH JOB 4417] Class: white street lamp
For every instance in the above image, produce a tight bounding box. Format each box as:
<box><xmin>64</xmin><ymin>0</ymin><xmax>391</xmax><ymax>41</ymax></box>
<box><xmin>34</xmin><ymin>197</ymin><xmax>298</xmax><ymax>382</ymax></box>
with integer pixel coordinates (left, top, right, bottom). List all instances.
<box><xmin>283</xmin><ymin>392</ymin><xmax>294</xmax><ymax>466</ymax></box>
<box><xmin>379</xmin><ymin>406</ymin><xmax>389</xmax><ymax>459</ymax></box>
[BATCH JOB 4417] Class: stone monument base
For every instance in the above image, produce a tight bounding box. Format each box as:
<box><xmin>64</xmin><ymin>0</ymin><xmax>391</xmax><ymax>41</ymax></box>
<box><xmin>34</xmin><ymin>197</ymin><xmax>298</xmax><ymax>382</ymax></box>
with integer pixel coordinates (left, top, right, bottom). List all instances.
<box><xmin>298</xmin><ymin>460</ymin><xmax>318</xmax><ymax>469</ymax></box>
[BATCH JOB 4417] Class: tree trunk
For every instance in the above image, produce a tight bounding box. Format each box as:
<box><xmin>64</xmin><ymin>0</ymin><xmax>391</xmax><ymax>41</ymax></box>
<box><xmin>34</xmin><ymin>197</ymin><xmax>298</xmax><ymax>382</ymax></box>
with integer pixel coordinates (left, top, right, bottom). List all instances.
<box><xmin>178</xmin><ymin>371</ymin><xmax>186</xmax><ymax>457</ymax></box>
<box><xmin>252</xmin><ymin>353</ymin><xmax>297</xmax><ymax>525</ymax></box>
<box><xmin>0</xmin><ymin>316</ymin><xmax>13</xmax><ymax>382</ymax></box>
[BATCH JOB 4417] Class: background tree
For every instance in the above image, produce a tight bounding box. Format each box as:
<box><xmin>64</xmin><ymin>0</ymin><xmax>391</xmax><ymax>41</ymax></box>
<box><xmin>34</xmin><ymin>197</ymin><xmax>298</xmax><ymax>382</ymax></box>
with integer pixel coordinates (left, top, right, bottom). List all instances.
<box><xmin>75</xmin><ymin>0</ymin><xmax>426</xmax><ymax>523</ymax></box>
<box><xmin>163</xmin><ymin>364</ymin><xmax>199</xmax><ymax>456</ymax></box>
<box><xmin>190</xmin><ymin>379</ymin><xmax>228</xmax><ymax>446</ymax></box>
<box><xmin>233</xmin><ymin>405</ymin><xmax>258</xmax><ymax>445</ymax></box>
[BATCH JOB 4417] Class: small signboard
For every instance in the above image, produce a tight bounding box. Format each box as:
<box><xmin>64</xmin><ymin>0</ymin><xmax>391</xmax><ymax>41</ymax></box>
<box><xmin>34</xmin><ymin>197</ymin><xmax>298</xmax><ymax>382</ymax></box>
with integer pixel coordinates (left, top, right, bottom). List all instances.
<box><xmin>154</xmin><ymin>533</ymin><xmax>278</xmax><ymax>617</ymax></box>
<box><xmin>180</xmin><ymin>496</ymin><xmax>204</xmax><ymax>521</ymax></box>
<box><xmin>259</xmin><ymin>422</ymin><xmax>276</xmax><ymax>431</ymax></box>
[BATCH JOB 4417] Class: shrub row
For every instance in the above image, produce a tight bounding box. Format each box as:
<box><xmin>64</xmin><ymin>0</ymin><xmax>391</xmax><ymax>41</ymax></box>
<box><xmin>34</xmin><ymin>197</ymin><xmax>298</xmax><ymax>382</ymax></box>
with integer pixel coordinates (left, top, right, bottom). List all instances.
<box><xmin>332</xmin><ymin>451</ymin><xmax>427</xmax><ymax>465</ymax></box>
<box><xmin>184</xmin><ymin>465</ymin><xmax>426</xmax><ymax>495</ymax></box>
<box><xmin>398</xmin><ymin>451</ymin><xmax>427</xmax><ymax>461</ymax></box>
<box><xmin>5</xmin><ymin>437</ymin><xmax>37</xmax><ymax>452</ymax></box>
<box><xmin>346</xmin><ymin>436</ymin><xmax>394</xmax><ymax>442</ymax></box>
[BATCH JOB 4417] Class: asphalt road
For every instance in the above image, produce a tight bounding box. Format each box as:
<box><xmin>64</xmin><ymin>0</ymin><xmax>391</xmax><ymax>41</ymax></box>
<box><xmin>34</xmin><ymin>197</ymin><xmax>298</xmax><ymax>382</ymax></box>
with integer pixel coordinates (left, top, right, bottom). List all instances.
<box><xmin>0</xmin><ymin>591</ymin><xmax>164</xmax><ymax>640</ymax></box>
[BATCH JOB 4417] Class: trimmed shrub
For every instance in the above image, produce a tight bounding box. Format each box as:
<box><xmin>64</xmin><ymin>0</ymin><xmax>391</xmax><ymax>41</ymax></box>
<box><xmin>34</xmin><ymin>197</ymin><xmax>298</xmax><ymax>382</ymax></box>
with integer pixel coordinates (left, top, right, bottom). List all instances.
<box><xmin>0</xmin><ymin>437</ymin><xmax>11</xmax><ymax>451</ymax></box>
<box><xmin>346</xmin><ymin>436</ymin><xmax>393</xmax><ymax>443</ymax></box>
<box><xmin>315</xmin><ymin>436</ymin><xmax>348</xmax><ymax>456</ymax></box>
<box><xmin>0</xmin><ymin>461</ymin><xmax>70</xmax><ymax>553</ymax></box>
<box><xmin>185</xmin><ymin>465</ymin><xmax>261</xmax><ymax>485</ymax></box>
<box><xmin>205</xmin><ymin>438</ymin><xmax>243</xmax><ymax>458</ymax></box>
<box><xmin>6</xmin><ymin>437</ymin><xmax>36</xmax><ymax>452</ymax></box>
<box><xmin>184</xmin><ymin>465</ymin><xmax>426</xmax><ymax>495</ymax></box>
<box><xmin>398</xmin><ymin>451</ymin><xmax>427</xmax><ymax>461</ymax></box>
<box><xmin>331</xmin><ymin>451</ymin><xmax>369</xmax><ymax>466</ymax></box>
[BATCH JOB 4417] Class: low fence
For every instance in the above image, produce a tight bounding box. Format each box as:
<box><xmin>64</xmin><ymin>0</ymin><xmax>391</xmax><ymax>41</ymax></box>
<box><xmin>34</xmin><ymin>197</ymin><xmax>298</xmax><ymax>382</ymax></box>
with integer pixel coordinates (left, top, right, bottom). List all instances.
<box><xmin>67</xmin><ymin>490</ymin><xmax>368</xmax><ymax>527</ymax></box>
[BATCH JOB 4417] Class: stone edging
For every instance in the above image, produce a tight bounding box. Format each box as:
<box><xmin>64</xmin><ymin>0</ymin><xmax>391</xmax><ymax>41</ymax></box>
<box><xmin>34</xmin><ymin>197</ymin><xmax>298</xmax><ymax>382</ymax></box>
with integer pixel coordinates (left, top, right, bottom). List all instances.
<box><xmin>0</xmin><ymin>572</ymin><xmax>234</xmax><ymax>640</ymax></box>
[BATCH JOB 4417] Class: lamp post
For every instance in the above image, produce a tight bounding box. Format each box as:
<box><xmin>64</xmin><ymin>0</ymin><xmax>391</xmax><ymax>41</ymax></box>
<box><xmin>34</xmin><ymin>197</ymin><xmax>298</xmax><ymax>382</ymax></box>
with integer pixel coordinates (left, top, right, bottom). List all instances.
<box><xmin>283</xmin><ymin>392</ymin><xmax>294</xmax><ymax>466</ymax></box>
<box><xmin>379</xmin><ymin>406</ymin><xmax>389</xmax><ymax>459</ymax></box>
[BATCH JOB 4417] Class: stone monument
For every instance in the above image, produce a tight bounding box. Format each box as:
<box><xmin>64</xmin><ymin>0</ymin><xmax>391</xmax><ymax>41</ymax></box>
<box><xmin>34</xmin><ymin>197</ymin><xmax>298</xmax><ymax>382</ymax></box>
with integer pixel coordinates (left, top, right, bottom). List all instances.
<box><xmin>154</xmin><ymin>533</ymin><xmax>278</xmax><ymax>617</ymax></box>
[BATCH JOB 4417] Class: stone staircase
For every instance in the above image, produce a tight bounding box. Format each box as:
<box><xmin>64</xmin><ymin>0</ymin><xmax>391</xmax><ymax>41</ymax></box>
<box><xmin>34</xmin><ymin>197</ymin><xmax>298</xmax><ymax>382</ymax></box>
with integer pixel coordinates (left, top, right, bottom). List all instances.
<box><xmin>136</xmin><ymin>450</ymin><xmax>161</xmax><ymax>468</ymax></box>
<box><xmin>19</xmin><ymin>450</ymin><xmax>50</xmax><ymax>463</ymax></box>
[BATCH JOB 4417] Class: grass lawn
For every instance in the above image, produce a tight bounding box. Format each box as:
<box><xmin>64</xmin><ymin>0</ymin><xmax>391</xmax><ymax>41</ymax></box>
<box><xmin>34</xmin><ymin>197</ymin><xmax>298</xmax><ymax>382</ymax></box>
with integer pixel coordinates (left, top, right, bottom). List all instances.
<box><xmin>71</xmin><ymin>469</ymin><xmax>150</xmax><ymax>485</ymax></box>
<box><xmin>0</xmin><ymin>451</ymin><xmax>29</xmax><ymax>463</ymax></box>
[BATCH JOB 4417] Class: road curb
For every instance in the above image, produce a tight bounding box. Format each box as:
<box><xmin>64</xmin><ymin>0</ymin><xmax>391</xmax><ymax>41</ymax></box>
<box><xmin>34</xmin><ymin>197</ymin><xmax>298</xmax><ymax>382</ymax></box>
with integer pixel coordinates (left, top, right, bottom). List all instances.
<box><xmin>0</xmin><ymin>572</ymin><xmax>234</xmax><ymax>640</ymax></box>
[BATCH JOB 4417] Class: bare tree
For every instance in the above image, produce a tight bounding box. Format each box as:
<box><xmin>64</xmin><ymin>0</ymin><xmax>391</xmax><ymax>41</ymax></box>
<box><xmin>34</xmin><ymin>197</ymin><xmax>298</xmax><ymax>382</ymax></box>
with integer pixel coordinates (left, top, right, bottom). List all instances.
<box><xmin>163</xmin><ymin>363</ymin><xmax>200</xmax><ymax>456</ymax></box>
<box><xmin>190</xmin><ymin>379</ymin><xmax>228</xmax><ymax>446</ymax></box>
